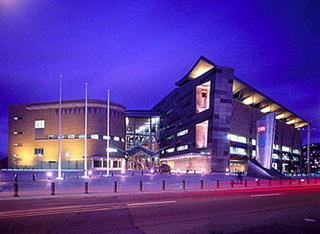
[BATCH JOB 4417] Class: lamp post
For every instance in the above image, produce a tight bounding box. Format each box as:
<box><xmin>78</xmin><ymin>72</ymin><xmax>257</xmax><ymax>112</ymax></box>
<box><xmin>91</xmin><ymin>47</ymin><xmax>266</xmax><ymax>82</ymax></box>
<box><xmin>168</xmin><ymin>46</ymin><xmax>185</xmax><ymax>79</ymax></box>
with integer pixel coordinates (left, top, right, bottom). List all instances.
<box><xmin>13</xmin><ymin>154</ymin><xmax>17</xmax><ymax>168</ymax></box>
<box><xmin>66</xmin><ymin>152</ymin><xmax>70</xmax><ymax>170</ymax></box>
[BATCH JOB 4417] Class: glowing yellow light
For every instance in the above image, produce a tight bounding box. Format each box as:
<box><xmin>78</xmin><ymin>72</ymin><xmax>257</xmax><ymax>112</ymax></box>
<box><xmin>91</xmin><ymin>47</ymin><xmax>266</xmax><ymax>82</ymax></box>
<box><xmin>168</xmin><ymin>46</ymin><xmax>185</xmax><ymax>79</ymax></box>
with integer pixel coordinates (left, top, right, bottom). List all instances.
<box><xmin>243</xmin><ymin>96</ymin><xmax>254</xmax><ymax>105</ymax></box>
<box><xmin>189</xmin><ymin>60</ymin><xmax>214</xmax><ymax>79</ymax></box>
<box><xmin>276</xmin><ymin>113</ymin><xmax>285</xmax><ymax>119</ymax></box>
<box><xmin>260</xmin><ymin>106</ymin><xmax>271</xmax><ymax>113</ymax></box>
<box><xmin>286</xmin><ymin>119</ymin><xmax>296</xmax><ymax>125</ymax></box>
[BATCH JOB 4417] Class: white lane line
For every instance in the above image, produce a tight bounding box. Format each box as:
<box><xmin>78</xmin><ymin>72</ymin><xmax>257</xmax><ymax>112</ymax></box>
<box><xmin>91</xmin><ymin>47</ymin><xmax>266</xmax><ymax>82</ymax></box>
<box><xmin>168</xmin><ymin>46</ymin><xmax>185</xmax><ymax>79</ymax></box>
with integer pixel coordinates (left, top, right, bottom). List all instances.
<box><xmin>127</xmin><ymin>200</ymin><xmax>176</xmax><ymax>207</ymax></box>
<box><xmin>250</xmin><ymin>193</ymin><xmax>282</xmax><ymax>198</ymax></box>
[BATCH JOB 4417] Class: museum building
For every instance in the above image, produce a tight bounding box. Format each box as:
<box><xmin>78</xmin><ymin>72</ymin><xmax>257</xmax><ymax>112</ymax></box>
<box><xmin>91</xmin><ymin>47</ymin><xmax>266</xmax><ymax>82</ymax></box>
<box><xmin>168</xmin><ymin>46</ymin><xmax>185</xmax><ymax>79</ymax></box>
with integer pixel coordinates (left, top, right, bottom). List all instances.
<box><xmin>8</xmin><ymin>56</ymin><xmax>308</xmax><ymax>174</ymax></box>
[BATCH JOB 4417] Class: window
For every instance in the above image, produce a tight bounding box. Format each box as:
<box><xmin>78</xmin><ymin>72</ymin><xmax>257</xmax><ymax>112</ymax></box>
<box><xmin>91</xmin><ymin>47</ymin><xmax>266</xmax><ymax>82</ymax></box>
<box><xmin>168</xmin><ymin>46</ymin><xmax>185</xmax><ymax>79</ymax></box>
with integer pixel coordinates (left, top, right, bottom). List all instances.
<box><xmin>177</xmin><ymin>129</ymin><xmax>188</xmax><ymax>137</ymax></box>
<box><xmin>91</xmin><ymin>134</ymin><xmax>99</xmax><ymax>140</ymax></box>
<box><xmin>282</xmin><ymin>146</ymin><xmax>290</xmax><ymax>152</ymax></box>
<box><xmin>228</xmin><ymin>134</ymin><xmax>247</xmax><ymax>144</ymax></box>
<box><xmin>293</xmin><ymin>149</ymin><xmax>300</xmax><ymax>154</ymax></box>
<box><xmin>48</xmin><ymin>135</ymin><xmax>55</xmax><ymax>139</ymax></box>
<box><xmin>79</xmin><ymin>134</ymin><xmax>86</xmax><ymax>139</ymax></box>
<box><xmin>177</xmin><ymin>145</ymin><xmax>188</xmax><ymax>151</ymax></box>
<box><xmin>166</xmin><ymin>135</ymin><xmax>174</xmax><ymax>140</ymax></box>
<box><xmin>13</xmin><ymin>116</ymin><xmax>23</xmax><ymax>121</ymax></box>
<box><xmin>34</xmin><ymin>148</ymin><xmax>44</xmax><ymax>155</ymax></box>
<box><xmin>35</xmin><ymin>120</ymin><xmax>45</xmax><ymax>129</ymax></box>
<box><xmin>273</xmin><ymin>144</ymin><xmax>279</xmax><ymax>150</ymax></box>
<box><xmin>166</xmin><ymin>148</ymin><xmax>175</xmax><ymax>153</ymax></box>
<box><xmin>14</xmin><ymin>143</ymin><xmax>23</xmax><ymax>147</ymax></box>
<box><xmin>68</xmin><ymin>134</ymin><xmax>75</xmax><ymax>139</ymax></box>
<box><xmin>196</xmin><ymin>81</ymin><xmax>211</xmax><ymax>113</ymax></box>
<box><xmin>230</xmin><ymin>147</ymin><xmax>246</xmax><ymax>155</ymax></box>
<box><xmin>114</xmin><ymin>136</ymin><xmax>120</xmax><ymax>141</ymax></box>
<box><xmin>196</xmin><ymin>120</ymin><xmax>209</xmax><ymax>148</ymax></box>
<box><xmin>13</xmin><ymin>131</ymin><xmax>23</xmax><ymax>135</ymax></box>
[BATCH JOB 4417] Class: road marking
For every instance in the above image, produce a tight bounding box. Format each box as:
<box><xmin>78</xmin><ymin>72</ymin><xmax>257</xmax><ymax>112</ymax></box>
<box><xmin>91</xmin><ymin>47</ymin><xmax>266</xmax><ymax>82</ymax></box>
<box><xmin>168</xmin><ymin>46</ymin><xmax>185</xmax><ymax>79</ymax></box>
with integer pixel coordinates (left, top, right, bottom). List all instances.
<box><xmin>304</xmin><ymin>218</ymin><xmax>317</xmax><ymax>222</ymax></box>
<box><xmin>250</xmin><ymin>193</ymin><xmax>282</xmax><ymax>198</ymax></box>
<box><xmin>127</xmin><ymin>200</ymin><xmax>176</xmax><ymax>207</ymax></box>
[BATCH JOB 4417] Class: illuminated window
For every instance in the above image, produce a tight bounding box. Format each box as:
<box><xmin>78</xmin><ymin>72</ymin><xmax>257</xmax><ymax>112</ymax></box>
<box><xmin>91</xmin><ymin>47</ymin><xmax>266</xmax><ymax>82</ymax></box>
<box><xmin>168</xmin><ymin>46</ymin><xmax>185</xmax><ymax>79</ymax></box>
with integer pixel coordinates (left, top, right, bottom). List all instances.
<box><xmin>273</xmin><ymin>144</ymin><xmax>279</xmax><ymax>150</ymax></box>
<box><xmin>91</xmin><ymin>134</ymin><xmax>99</xmax><ymax>140</ymax></box>
<box><xmin>252</xmin><ymin>150</ymin><xmax>256</xmax><ymax>156</ymax></box>
<box><xmin>13</xmin><ymin>143</ymin><xmax>22</xmax><ymax>147</ymax></box>
<box><xmin>230</xmin><ymin>147</ymin><xmax>246</xmax><ymax>155</ymax></box>
<box><xmin>228</xmin><ymin>134</ymin><xmax>247</xmax><ymax>144</ymax></box>
<box><xmin>196</xmin><ymin>81</ymin><xmax>211</xmax><ymax>113</ymax></box>
<box><xmin>48</xmin><ymin>135</ymin><xmax>55</xmax><ymax>139</ymax></box>
<box><xmin>272</xmin><ymin>154</ymin><xmax>279</xmax><ymax>159</ymax></box>
<box><xmin>35</xmin><ymin>120</ymin><xmax>45</xmax><ymax>129</ymax></box>
<box><xmin>166</xmin><ymin>135</ymin><xmax>174</xmax><ymax>140</ymax></box>
<box><xmin>68</xmin><ymin>134</ymin><xmax>75</xmax><ymax>139</ymax></box>
<box><xmin>114</xmin><ymin>136</ymin><xmax>120</xmax><ymax>141</ymax></box>
<box><xmin>252</xmin><ymin>139</ymin><xmax>256</xmax><ymax>146</ymax></box>
<box><xmin>13</xmin><ymin>116</ymin><xmax>22</xmax><ymax>121</ymax></box>
<box><xmin>282</xmin><ymin>146</ymin><xmax>290</xmax><ymax>152</ymax></box>
<box><xmin>177</xmin><ymin>145</ymin><xmax>188</xmax><ymax>151</ymax></box>
<box><xmin>103</xmin><ymin>135</ymin><xmax>111</xmax><ymax>140</ymax></box>
<box><xmin>293</xmin><ymin>149</ymin><xmax>300</xmax><ymax>154</ymax></box>
<box><xmin>196</xmin><ymin>120</ymin><xmax>208</xmax><ymax>148</ymax></box>
<box><xmin>79</xmin><ymin>134</ymin><xmax>86</xmax><ymax>139</ymax></box>
<box><xmin>177</xmin><ymin>129</ymin><xmax>188</xmax><ymax>137</ymax></box>
<box><xmin>166</xmin><ymin>148</ymin><xmax>175</xmax><ymax>153</ymax></box>
<box><xmin>13</xmin><ymin>131</ymin><xmax>23</xmax><ymax>135</ymax></box>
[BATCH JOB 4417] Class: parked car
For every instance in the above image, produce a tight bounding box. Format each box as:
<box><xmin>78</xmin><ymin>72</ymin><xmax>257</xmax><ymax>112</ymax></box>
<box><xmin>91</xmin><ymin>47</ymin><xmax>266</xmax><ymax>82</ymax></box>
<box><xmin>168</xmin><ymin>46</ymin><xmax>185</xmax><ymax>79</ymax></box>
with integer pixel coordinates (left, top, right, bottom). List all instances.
<box><xmin>159</xmin><ymin>163</ymin><xmax>171</xmax><ymax>173</ymax></box>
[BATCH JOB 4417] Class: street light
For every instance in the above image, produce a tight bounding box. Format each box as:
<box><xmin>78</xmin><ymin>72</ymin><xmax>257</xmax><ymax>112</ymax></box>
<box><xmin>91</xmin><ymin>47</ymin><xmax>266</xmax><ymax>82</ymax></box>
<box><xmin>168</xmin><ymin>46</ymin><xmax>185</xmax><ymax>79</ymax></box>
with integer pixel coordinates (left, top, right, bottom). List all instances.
<box><xmin>13</xmin><ymin>154</ymin><xmax>17</xmax><ymax>168</ymax></box>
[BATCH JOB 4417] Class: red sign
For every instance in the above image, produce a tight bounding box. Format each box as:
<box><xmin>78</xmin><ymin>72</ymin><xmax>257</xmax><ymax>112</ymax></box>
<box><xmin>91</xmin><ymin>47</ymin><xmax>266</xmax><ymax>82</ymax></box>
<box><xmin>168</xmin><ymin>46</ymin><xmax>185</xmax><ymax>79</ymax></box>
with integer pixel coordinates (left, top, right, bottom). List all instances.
<box><xmin>257</xmin><ymin>126</ymin><xmax>266</xmax><ymax>133</ymax></box>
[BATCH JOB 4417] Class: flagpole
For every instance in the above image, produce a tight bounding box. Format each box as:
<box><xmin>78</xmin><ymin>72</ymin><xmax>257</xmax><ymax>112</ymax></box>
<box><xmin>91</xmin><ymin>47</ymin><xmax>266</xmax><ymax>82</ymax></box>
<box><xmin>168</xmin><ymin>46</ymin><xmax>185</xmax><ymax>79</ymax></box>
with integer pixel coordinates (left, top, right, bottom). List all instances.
<box><xmin>57</xmin><ymin>75</ymin><xmax>63</xmax><ymax>179</ymax></box>
<box><xmin>106</xmin><ymin>89</ymin><xmax>110</xmax><ymax>176</ymax></box>
<box><xmin>84</xmin><ymin>82</ymin><xmax>88</xmax><ymax>178</ymax></box>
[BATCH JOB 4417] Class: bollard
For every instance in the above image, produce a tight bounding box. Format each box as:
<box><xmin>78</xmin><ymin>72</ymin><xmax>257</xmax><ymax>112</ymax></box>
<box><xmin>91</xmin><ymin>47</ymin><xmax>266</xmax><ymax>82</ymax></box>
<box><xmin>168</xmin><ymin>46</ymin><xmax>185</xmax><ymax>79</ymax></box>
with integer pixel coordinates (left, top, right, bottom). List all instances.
<box><xmin>100</xmin><ymin>172</ymin><xmax>104</xmax><ymax>177</ymax></box>
<box><xmin>32</xmin><ymin>174</ymin><xmax>36</xmax><ymax>181</ymax></box>
<box><xmin>132</xmin><ymin>171</ymin><xmax>134</xmax><ymax>176</ymax></box>
<box><xmin>244</xmin><ymin>179</ymin><xmax>247</xmax><ymax>187</ymax></box>
<box><xmin>111</xmin><ymin>171</ymin><xmax>114</xmax><ymax>177</ymax></box>
<box><xmin>268</xmin><ymin>180</ymin><xmax>272</xmax><ymax>186</ymax></box>
<box><xmin>51</xmin><ymin>182</ymin><xmax>55</xmax><ymax>195</ymax></box>
<box><xmin>63</xmin><ymin>173</ymin><xmax>66</xmax><ymax>180</ymax></box>
<box><xmin>162</xmin><ymin>180</ymin><xmax>165</xmax><ymax>191</ymax></box>
<box><xmin>182</xmin><ymin>180</ymin><xmax>186</xmax><ymax>190</ymax></box>
<box><xmin>139</xmin><ymin>180</ymin><xmax>143</xmax><ymax>191</ymax></box>
<box><xmin>216</xmin><ymin>180</ymin><xmax>220</xmax><ymax>189</ymax></box>
<box><xmin>14</xmin><ymin>174</ymin><xmax>18</xmax><ymax>182</ymax></box>
<box><xmin>114</xmin><ymin>181</ymin><xmax>117</xmax><ymax>193</ymax></box>
<box><xmin>194</xmin><ymin>170</ymin><xmax>196</xmax><ymax>174</ymax></box>
<box><xmin>256</xmin><ymin>179</ymin><xmax>260</xmax><ymax>187</ymax></box>
<box><xmin>141</xmin><ymin>170</ymin><xmax>143</xmax><ymax>176</ymax></box>
<box><xmin>77</xmin><ymin>172</ymin><xmax>79</xmax><ymax>179</ymax></box>
<box><xmin>200</xmin><ymin>180</ymin><xmax>203</xmax><ymax>189</ymax></box>
<box><xmin>84</xmin><ymin>182</ymin><xmax>88</xmax><ymax>194</ymax></box>
<box><xmin>13</xmin><ymin>183</ymin><xmax>19</xmax><ymax>197</ymax></box>
<box><xmin>280</xmin><ymin>179</ymin><xmax>282</xmax><ymax>186</ymax></box>
<box><xmin>231</xmin><ymin>180</ymin><xmax>234</xmax><ymax>188</ymax></box>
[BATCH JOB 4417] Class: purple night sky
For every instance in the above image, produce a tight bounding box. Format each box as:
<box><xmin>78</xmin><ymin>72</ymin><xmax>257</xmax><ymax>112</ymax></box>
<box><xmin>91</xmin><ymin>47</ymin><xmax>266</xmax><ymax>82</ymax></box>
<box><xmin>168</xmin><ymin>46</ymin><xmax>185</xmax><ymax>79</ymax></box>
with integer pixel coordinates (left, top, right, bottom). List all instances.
<box><xmin>0</xmin><ymin>0</ymin><xmax>319</xmax><ymax>157</ymax></box>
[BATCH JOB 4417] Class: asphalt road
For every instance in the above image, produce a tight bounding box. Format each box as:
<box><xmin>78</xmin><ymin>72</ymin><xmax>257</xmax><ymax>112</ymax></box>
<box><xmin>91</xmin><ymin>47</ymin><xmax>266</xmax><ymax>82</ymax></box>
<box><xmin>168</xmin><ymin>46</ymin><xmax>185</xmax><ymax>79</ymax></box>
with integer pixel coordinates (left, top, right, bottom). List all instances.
<box><xmin>1</xmin><ymin>186</ymin><xmax>320</xmax><ymax>234</ymax></box>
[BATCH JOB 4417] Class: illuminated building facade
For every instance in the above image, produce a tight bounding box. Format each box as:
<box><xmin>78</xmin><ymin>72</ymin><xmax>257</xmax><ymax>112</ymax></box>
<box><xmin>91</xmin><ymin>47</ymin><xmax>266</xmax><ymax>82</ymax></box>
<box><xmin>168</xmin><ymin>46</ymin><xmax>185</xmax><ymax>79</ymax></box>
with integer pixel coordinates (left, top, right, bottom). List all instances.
<box><xmin>153</xmin><ymin>56</ymin><xmax>307</xmax><ymax>174</ymax></box>
<box><xmin>8</xmin><ymin>99</ymin><xmax>126</xmax><ymax>170</ymax></box>
<box><xmin>302</xmin><ymin>143</ymin><xmax>320</xmax><ymax>173</ymax></box>
<box><xmin>8</xmin><ymin>56</ymin><xmax>308</xmax><ymax>175</ymax></box>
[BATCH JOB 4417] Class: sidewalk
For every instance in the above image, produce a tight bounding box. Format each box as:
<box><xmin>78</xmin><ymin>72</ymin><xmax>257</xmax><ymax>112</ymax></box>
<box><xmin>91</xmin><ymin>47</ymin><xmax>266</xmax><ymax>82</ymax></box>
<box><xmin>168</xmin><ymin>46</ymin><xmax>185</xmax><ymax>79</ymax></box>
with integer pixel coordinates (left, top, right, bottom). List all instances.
<box><xmin>1</xmin><ymin>169</ymin><xmax>319</xmax><ymax>200</ymax></box>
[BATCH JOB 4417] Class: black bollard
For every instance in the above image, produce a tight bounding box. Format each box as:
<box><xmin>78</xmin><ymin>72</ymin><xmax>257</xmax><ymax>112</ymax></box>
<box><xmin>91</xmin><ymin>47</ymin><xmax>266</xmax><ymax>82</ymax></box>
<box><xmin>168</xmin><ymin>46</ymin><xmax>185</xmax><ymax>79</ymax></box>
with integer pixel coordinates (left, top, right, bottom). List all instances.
<box><xmin>114</xmin><ymin>181</ymin><xmax>117</xmax><ymax>193</ymax></box>
<box><xmin>139</xmin><ymin>180</ymin><xmax>143</xmax><ymax>191</ymax></box>
<box><xmin>200</xmin><ymin>180</ymin><xmax>203</xmax><ymax>189</ymax></box>
<box><xmin>244</xmin><ymin>179</ymin><xmax>247</xmax><ymax>187</ymax></box>
<box><xmin>13</xmin><ymin>183</ymin><xmax>19</xmax><ymax>197</ymax></box>
<box><xmin>51</xmin><ymin>182</ymin><xmax>55</xmax><ymax>195</ymax></box>
<box><xmin>162</xmin><ymin>180</ymin><xmax>165</xmax><ymax>191</ymax></box>
<box><xmin>84</xmin><ymin>182</ymin><xmax>89</xmax><ymax>194</ymax></box>
<box><xmin>141</xmin><ymin>170</ymin><xmax>144</xmax><ymax>176</ymax></box>
<box><xmin>231</xmin><ymin>180</ymin><xmax>234</xmax><ymax>188</ymax></box>
<box><xmin>32</xmin><ymin>174</ymin><xmax>36</xmax><ymax>181</ymax></box>
<box><xmin>216</xmin><ymin>180</ymin><xmax>220</xmax><ymax>188</ymax></box>
<box><xmin>63</xmin><ymin>173</ymin><xmax>66</xmax><ymax>180</ymax></box>
<box><xmin>111</xmin><ymin>171</ymin><xmax>114</xmax><ymax>177</ymax></box>
<box><xmin>14</xmin><ymin>174</ymin><xmax>18</xmax><ymax>182</ymax></box>
<box><xmin>132</xmin><ymin>171</ymin><xmax>134</xmax><ymax>176</ymax></box>
<box><xmin>182</xmin><ymin>180</ymin><xmax>186</xmax><ymax>190</ymax></box>
<box><xmin>77</xmin><ymin>172</ymin><xmax>79</xmax><ymax>179</ymax></box>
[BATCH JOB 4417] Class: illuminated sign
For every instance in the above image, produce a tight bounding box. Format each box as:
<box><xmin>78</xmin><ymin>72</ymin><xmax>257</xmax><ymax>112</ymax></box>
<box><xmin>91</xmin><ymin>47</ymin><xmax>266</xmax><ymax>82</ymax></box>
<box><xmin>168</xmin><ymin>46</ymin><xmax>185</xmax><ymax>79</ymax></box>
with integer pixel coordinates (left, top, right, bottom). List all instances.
<box><xmin>257</xmin><ymin>126</ymin><xmax>266</xmax><ymax>133</ymax></box>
